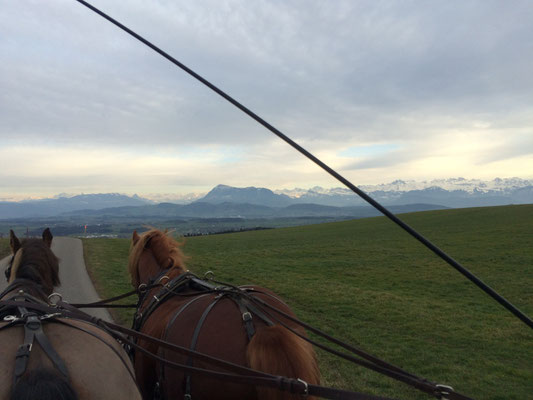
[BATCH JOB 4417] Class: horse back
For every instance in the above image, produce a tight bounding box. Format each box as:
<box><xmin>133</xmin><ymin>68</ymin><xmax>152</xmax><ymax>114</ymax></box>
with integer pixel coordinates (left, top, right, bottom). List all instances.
<box><xmin>0</xmin><ymin>319</ymin><xmax>140</xmax><ymax>400</ymax></box>
<box><xmin>138</xmin><ymin>285</ymin><xmax>308</xmax><ymax>399</ymax></box>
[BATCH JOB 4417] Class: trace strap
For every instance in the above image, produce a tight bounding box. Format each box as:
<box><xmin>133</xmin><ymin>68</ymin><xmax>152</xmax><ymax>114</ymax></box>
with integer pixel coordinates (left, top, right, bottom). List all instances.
<box><xmin>55</xmin><ymin>299</ymin><xmax>398</xmax><ymax>400</ymax></box>
<box><xmin>13</xmin><ymin>311</ymin><xmax>70</xmax><ymax>386</ymax></box>
<box><xmin>65</xmin><ymin>274</ymin><xmax>474</xmax><ymax>400</ymax></box>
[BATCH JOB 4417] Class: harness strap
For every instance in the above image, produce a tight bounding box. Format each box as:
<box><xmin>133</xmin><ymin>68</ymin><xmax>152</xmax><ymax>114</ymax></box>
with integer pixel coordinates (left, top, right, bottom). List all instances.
<box><xmin>119</xmin><ymin>332</ymin><xmax>397</xmax><ymax>400</ymax></box>
<box><xmin>13</xmin><ymin>316</ymin><xmax>35</xmax><ymax>386</ymax></box>
<box><xmin>229</xmin><ymin>294</ymin><xmax>275</xmax><ymax>342</ymax></box>
<box><xmin>240</xmin><ymin>296</ymin><xmax>274</xmax><ymax>327</ymax></box>
<box><xmin>159</xmin><ymin>293</ymin><xmax>210</xmax><ymax>395</ymax></box>
<box><xmin>13</xmin><ymin>312</ymin><xmax>69</xmax><ymax>386</ymax></box>
<box><xmin>133</xmin><ymin>273</ymin><xmax>192</xmax><ymax>331</ymax></box>
<box><xmin>184</xmin><ymin>296</ymin><xmax>222</xmax><ymax>399</ymax></box>
<box><xmin>236</xmin><ymin>300</ymin><xmax>256</xmax><ymax>341</ymax></box>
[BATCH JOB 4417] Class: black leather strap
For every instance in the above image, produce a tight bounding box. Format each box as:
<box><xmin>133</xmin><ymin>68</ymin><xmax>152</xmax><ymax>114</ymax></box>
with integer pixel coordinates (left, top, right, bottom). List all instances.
<box><xmin>184</xmin><ymin>296</ymin><xmax>222</xmax><ymax>398</ymax></box>
<box><xmin>158</xmin><ymin>293</ymin><xmax>210</xmax><ymax>395</ymax></box>
<box><xmin>13</xmin><ymin>313</ymin><xmax>69</xmax><ymax>386</ymax></box>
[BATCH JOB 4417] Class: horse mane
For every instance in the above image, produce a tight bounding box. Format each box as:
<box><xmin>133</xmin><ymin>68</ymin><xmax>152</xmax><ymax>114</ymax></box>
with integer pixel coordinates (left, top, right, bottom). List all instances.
<box><xmin>11</xmin><ymin>238</ymin><xmax>60</xmax><ymax>294</ymax></box>
<box><xmin>128</xmin><ymin>229</ymin><xmax>187</xmax><ymax>287</ymax></box>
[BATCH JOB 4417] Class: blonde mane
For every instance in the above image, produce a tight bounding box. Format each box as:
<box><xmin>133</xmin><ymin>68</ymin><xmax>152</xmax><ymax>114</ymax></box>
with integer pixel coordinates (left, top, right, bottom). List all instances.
<box><xmin>128</xmin><ymin>229</ymin><xmax>187</xmax><ymax>287</ymax></box>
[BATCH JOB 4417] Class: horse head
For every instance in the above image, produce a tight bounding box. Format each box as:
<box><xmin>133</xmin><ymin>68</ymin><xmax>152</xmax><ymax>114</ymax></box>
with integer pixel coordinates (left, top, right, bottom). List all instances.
<box><xmin>6</xmin><ymin>228</ymin><xmax>60</xmax><ymax>296</ymax></box>
<box><xmin>128</xmin><ymin>229</ymin><xmax>187</xmax><ymax>288</ymax></box>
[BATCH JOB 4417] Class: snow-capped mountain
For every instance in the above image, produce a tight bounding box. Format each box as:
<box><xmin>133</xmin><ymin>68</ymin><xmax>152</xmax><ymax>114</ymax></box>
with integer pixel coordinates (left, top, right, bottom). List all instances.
<box><xmin>192</xmin><ymin>178</ymin><xmax>532</xmax><ymax>209</ymax></box>
<box><xmin>142</xmin><ymin>192</ymin><xmax>206</xmax><ymax>204</ymax></box>
<box><xmin>273</xmin><ymin>177</ymin><xmax>533</xmax><ymax>207</ymax></box>
<box><xmin>277</xmin><ymin>177</ymin><xmax>533</xmax><ymax>197</ymax></box>
<box><xmin>1</xmin><ymin>178</ymin><xmax>531</xmax><ymax>220</ymax></box>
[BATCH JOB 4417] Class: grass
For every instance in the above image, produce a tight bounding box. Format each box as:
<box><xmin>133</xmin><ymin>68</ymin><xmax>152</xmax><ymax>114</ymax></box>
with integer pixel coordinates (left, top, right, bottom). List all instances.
<box><xmin>0</xmin><ymin>238</ymin><xmax>10</xmax><ymax>259</ymax></box>
<box><xmin>82</xmin><ymin>205</ymin><xmax>533</xmax><ymax>399</ymax></box>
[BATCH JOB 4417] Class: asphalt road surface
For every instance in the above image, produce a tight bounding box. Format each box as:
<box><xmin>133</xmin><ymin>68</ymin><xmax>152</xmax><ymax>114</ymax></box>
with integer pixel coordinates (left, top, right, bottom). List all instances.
<box><xmin>0</xmin><ymin>237</ymin><xmax>113</xmax><ymax>322</ymax></box>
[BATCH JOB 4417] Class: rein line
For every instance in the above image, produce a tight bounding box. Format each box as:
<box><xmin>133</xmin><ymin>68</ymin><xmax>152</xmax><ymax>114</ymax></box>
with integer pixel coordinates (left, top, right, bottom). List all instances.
<box><xmin>1</xmin><ymin>297</ymin><xmax>398</xmax><ymax>400</ymax></box>
<box><xmin>64</xmin><ymin>273</ymin><xmax>474</xmax><ymax>400</ymax></box>
<box><xmin>72</xmin><ymin>0</ymin><xmax>533</xmax><ymax>330</ymax></box>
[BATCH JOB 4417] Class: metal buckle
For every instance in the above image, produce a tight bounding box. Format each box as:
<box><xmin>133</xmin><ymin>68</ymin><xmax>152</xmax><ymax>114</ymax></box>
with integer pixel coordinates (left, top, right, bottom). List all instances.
<box><xmin>17</xmin><ymin>342</ymin><xmax>32</xmax><ymax>354</ymax></box>
<box><xmin>242</xmin><ymin>312</ymin><xmax>252</xmax><ymax>322</ymax></box>
<box><xmin>204</xmin><ymin>270</ymin><xmax>214</xmax><ymax>280</ymax></box>
<box><xmin>436</xmin><ymin>384</ymin><xmax>454</xmax><ymax>399</ymax></box>
<box><xmin>297</xmin><ymin>378</ymin><xmax>309</xmax><ymax>397</ymax></box>
<box><xmin>157</xmin><ymin>275</ymin><xmax>169</xmax><ymax>285</ymax></box>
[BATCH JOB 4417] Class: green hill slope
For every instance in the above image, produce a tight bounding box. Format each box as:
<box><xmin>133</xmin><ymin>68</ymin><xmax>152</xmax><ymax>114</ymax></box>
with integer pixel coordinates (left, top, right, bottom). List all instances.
<box><xmin>81</xmin><ymin>204</ymin><xmax>533</xmax><ymax>399</ymax></box>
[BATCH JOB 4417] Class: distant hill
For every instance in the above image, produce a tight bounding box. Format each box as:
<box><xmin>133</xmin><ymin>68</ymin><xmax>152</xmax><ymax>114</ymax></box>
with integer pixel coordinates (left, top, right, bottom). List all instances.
<box><xmin>0</xmin><ymin>193</ymin><xmax>152</xmax><ymax>219</ymax></box>
<box><xmin>1</xmin><ymin>178</ymin><xmax>532</xmax><ymax>220</ymax></box>
<box><xmin>63</xmin><ymin>201</ymin><xmax>446</xmax><ymax>219</ymax></box>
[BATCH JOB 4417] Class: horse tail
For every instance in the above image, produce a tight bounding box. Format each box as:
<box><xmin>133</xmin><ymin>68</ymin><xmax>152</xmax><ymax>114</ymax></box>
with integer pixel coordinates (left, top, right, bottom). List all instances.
<box><xmin>246</xmin><ymin>325</ymin><xmax>320</xmax><ymax>400</ymax></box>
<box><xmin>10</xmin><ymin>368</ymin><xmax>78</xmax><ymax>400</ymax></box>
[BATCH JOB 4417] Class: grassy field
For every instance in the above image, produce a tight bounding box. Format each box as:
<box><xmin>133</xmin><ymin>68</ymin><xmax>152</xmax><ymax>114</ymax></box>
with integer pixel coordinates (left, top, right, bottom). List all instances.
<box><xmin>83</xmin><ymin>204</ymin><xmax>533</xmax><ymax>399</ymax></box>
<box><xmin>0</xmin><ymin>239</ymin><xmax>10</xmax><ymax>259</ymax></box>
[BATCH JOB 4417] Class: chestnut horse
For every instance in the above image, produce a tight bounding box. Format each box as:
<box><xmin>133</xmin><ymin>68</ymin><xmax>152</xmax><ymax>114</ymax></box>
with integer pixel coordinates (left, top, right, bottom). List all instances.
<box><xmin>0</xmin><ymin>229</ymin><xmax>141</xmax><ymax>400</ymax></box>
<box><xmin>128</xmin><ymin>228</ymin><xmax>320</xmax><ymax>400</ymax></box>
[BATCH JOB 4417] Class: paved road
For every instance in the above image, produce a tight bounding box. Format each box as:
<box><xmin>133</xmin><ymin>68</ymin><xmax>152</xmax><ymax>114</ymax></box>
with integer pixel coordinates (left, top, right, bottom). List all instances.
<box><xmin>0</xmin><ymin>237</ymin><xmax>113</xmax><ymax>322</ymax></box>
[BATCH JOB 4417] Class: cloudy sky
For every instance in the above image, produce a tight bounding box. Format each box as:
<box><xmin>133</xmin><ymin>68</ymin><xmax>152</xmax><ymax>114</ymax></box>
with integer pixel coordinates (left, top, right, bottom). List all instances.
<box><xmin>1</xmin><ymin>0</ymin><xmax>532</xmax><ymax>200</ymax></box>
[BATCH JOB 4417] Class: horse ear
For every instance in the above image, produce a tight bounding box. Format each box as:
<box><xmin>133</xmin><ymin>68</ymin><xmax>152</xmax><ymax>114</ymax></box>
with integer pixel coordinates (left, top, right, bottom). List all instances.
<box><xmin>132</xmin><ymin>230</ymin><xmax>141</xmax><ymax>245</ymax></box>
<box><xmin>42</xmin><ymin>228</ymin><xmax>53</xmax><ymax>248</ymax></box>
<box><xmin>9</xmin><ymin>230</ymin><xmax>21</xmax><ymax>254</ymax></box>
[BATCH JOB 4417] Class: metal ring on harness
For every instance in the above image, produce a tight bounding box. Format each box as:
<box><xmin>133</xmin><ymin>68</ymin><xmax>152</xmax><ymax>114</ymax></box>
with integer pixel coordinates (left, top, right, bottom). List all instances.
<box><xmin>204</xmin><ymin>270</ymin><xmax>215</xmax><ymax>280</ymax></box>
<box><xmin>157</xmin><ymin>275</ymin><xmax>170</xmax><ymax>285</ymax></box>
<box><xmin>137</xmin><ymin>283</ymin><xmax>148</xmax><ymax>293</ymax></box>
<box><xmin>47</xmin><ymin>292</ymin><xmax>63</xmax><ymax>307</ymax></box>
<box><xmin>3</xmin><ymin>315</ymin><xmax>20</xmax><ymax>323</ymax></box>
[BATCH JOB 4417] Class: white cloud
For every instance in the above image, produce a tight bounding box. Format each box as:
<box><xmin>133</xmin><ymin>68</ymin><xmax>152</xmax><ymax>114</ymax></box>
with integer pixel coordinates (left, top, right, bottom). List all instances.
<box><xmin>0</xmin><ymin>0</ymin><xmax>532</xmax><ymax>196</ymax></box>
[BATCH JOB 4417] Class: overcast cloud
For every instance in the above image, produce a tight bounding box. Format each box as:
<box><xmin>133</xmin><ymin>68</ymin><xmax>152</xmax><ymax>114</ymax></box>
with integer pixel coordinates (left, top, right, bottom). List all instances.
<box><xmin>1</xmin><ymin>0</ymin><xmax>532</xmax><ymax>198</ymax></box>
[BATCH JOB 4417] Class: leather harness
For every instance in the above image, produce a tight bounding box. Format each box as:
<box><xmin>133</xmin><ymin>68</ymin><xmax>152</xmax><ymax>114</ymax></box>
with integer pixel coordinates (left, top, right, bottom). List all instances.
<box><xmin>132</xmin><ymin>271</ymin><xmax>276</xmax><ymax>400</ymax></box>
<box><xmin>0</xmin><ymin>283</ymin><xmax>70</xmax><ymax>389</ymax></box>
<box><xmin>0</xmin><ymin>278</ymin><xmax>474</xmax><ymax>400</ymax></box>
<box><xmin>0</xmin><ymin>280</ymin><xmax>137</xmax><ymax>394</ymax></box>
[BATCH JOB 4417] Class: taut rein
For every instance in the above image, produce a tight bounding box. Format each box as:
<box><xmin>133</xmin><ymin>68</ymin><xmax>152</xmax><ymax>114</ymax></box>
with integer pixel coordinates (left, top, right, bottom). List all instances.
<box><xmin>67</xmin><ymin>272</ymin><xmax>473</xmax><ymax>400</ymax></box>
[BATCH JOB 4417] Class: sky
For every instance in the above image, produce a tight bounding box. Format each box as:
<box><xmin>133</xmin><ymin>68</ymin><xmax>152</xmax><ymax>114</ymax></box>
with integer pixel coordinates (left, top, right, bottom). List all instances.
<box><xmin>1</xmin><ymin>0</ymin><xmax>532</xmax><ymax>200</ymax></box>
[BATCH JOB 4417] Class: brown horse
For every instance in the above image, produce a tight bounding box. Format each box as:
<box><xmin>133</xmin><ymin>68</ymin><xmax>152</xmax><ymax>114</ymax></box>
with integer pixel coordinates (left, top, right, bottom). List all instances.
<box><xmin>0</xmin><ymin>229</ymin><xmax>142</xmax><ymax>400</ymax></box>
<box><xmin>128</xmin><ymin>228</ymin><xmax>320</xmax><ymax>400</ymax></box>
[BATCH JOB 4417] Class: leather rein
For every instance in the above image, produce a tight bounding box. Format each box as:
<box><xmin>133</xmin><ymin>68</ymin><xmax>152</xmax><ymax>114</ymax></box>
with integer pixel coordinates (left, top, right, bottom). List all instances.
<box><xmin>68</xmin><ymin>270</ymin><xmax>473</xmax><ymax>400</ymax></box>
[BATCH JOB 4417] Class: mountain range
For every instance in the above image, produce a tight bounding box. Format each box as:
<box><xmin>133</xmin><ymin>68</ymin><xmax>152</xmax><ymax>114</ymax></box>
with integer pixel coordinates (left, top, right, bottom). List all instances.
<box><xmin>0</xmin><ymin>177</ymin><xmax>531</xmax><ymax>220</ymax></box>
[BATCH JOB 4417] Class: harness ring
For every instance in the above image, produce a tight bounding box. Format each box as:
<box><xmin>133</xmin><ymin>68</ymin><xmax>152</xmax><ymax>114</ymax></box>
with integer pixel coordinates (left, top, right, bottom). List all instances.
<box><xmin>137</xmin><ymin>283</ymin><xmax>148</xmax><ymax>293</ymax></box>
<box><xmin>47</xmin><ymin>292</ymin><xmax>63</xmax><ymax>306</ymax></box>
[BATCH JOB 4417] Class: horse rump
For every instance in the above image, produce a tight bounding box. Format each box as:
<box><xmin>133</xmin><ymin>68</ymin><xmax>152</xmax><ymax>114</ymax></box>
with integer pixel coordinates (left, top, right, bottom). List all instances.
<box><xmin>10</xmin><ymin>368</ymin><xmax>78</xmax><ymax>400</ymax></box>
<box><xmin>247</xmin><ymin>325</ymin><xmax>320</xmax><ymax>400</ymax></box>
